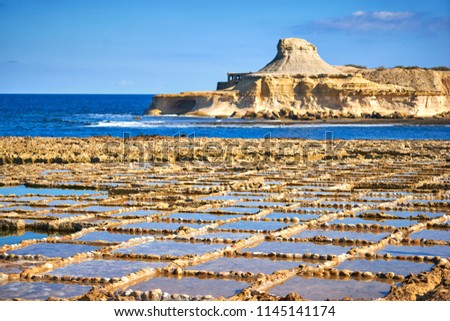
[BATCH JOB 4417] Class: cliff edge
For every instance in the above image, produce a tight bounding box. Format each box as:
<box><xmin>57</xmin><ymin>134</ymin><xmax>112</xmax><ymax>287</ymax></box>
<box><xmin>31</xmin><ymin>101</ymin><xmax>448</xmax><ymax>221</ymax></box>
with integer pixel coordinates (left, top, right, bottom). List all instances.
<box><xmin>146</xmin><ymin>38</ymin><xmax>450</xmax><ymax>119</ymax></box>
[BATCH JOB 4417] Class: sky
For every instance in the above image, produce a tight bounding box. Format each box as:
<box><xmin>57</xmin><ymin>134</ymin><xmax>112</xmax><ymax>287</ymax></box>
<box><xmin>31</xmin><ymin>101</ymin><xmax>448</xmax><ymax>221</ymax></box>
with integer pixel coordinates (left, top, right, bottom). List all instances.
<box><xmin>1</xmin><ymin>0</ymin><xmax>449</xmax><ymax>94</ymax></box>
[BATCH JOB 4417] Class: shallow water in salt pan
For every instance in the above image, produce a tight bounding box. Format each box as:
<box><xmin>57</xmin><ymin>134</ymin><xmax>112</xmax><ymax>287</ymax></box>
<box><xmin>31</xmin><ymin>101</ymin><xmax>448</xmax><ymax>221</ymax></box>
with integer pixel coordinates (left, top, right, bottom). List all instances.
<box><xmin>8</xmin><ymin>243</ymin><xmax>99</xmax><ymax>258</ymax></box>
<box><xmin>337</xmin><ymin>259</ymin><xmax>433</xmax><ymax>275</ymax></box>
<box><xmin>292</xmin><ymin>229</ymin><xmax>390</xmax><ymax>242</ymax></box>
<box><xmin>386</xmin><ymin>211</ymin><xmax>445</xmax><ymax>219</ymax></box>
<box><xmin>195</xmin><ymin>231</ymin><xmax>253</xmax><ymax>240</ymax></box>
<box><xmin>216</xmin><ymin>206</ymin><xmax>260</xmax><ymax>214</ymax></box>
<box><xmin>128</xmin><ymin>276</ymin><xmax>248</xmax><ymax>298</ymax></box>
<box><xmin>409</xmin><ymin>229</ymin><xmax>450</xmax><ymax>241</ymax></box>
<box><xmin>268</xmin><ymin>277</ymin><xmax>395</xmax><ymax>300</ymax></box>
<box><xmin>80</xmin><ymin>205</ymin><xmax>123</xmax><ymax>212</ymax></box>
<box><xmin>264</xmin><ymin>212</ymin><xmax>320</xmax><ymax>220</ymax></box>
<box><xmin>41</xmin><ymin>212</ymin><xmax>78</xmax><ymax>219</ymax></box>
<box><xmin>168</xmin><ymin>212</ymin><xmax>241</xmax><ymax>221</ymax></box>
<box><xmin>48</xmin><ymin>259</ymin><xmax>169</xmax><ymax>278</ymax></box>
<box><xmin>46</xmin><ymin>200</ymin><xmax>86</xmax><ymax>206</ymax></box>
<box><xmin>113</xmin><ymin>240</ymin><xmax>224</xmax><ymax>256</ymax></box>
<box><xmin>0</xmin><ymin>205</ymin><xmax>47</xmax><ymax>212</ymax></box>
<box><xmin>76</xmin><ymin>231</ymin><xmax>140</xmax><ymax>243</ymax></box>
<box><xmin>218</xmin><ymin>221</ymin><xmax>292</xmax><ymax>231</ymax></box>
<box><xmin>243</xmin><ymin>241</ymin><xmax>352</xmax><ymax>255</ymax></box>
<box><xmin>186</xmin><ymin>257</ymin><xmax>313</xmax><ymax>274</ymax></box>
<box><xmin>198</xmin><ymin>195</ymin><xmax>241</xmax><ymax>201</ymax></box>
<box><xmin>0</xmin><ymin>185</ymin><xmax>101</xmax><ymax>196</ymax></box>
<box><xmin>0</xmin><ymin>281</ymin><xmax>91</xmax><ymax>300</ymax></box>
<box><xmin>14</xmin><ymin>196</ymin><xmax>47</xmax><ymax>201</ymax></box>
<box><xmin>232</xmin><ymin>193</ymin><xmax>270</xmax><ymax>199</ymax></box>
<box><xmin>378</xmin><ymin>245</ymin><xmax>450</xmax><ymax>258</ymax></box>
<box><xmin>111</xmin><ymin>210</ymin><xmax>159</xmax><ymax>217</ymax></box>
<box><xmin>328</xmin><ymin>217</ymin><xmax>418</xmax><ymax>227</ymax></box>
<box><xmin>0</xmin><ymin>230</ymin><xmax>63</xmax><ymax>246</ymax></box>
<box><xmin>122</xmin><ymin>222</ymin><xmax>208</xmax><ymax>230</ymax></box>
<box><xmin>0</xmin><ymin>260</ymin><xmax>42</xmax><ymax>274</ymax></box>
<box><xmin>296</xmin><ymin>206</ymin><xmax>341</xmax><ymax>212</ymax></box>
<box><xmin>234</xmin><ymin>201</ymin><xmax>286</xmax><ymax>207</ymax></box>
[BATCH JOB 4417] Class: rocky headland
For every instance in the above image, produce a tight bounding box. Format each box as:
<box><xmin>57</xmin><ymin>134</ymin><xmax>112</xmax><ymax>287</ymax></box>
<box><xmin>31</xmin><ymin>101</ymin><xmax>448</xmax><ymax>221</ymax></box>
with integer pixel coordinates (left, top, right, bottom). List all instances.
<box><xmin>146</xmin><ymin>38</ymin><xmax>450</xmax><ymax>119</ymax></box>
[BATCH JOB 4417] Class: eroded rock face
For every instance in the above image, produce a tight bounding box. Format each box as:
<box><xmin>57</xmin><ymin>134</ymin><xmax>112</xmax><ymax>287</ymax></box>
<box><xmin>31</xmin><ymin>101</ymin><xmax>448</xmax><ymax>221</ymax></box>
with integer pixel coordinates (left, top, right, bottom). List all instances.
<box><xmin>256</xmin><ymin>38</ymin><xmax>342</xmax><ymax>76</ymax></box>
<box><xmin>145</xmin><ymin>38</ymin><xmax>450</xmax><ymax>118</ymax></box>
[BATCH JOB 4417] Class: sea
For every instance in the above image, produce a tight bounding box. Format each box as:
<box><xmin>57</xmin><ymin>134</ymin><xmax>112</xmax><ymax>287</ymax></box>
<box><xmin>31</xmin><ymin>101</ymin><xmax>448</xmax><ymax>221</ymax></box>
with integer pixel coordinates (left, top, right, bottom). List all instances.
<box><xmin>0</xmin><ymin>94</ymin><xmax>449</xmax><ymax>140</ymax></box>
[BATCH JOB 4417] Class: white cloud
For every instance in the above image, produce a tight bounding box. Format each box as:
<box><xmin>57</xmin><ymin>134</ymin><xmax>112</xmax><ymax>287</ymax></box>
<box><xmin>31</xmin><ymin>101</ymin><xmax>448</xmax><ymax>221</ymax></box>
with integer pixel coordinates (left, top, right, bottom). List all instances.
<box><xmin>119</xmin><ymin>80</ymin><xmax>134</xmax><ymax>86</ymax></box>
<box><xmin>296</xmin><ymin>11</ymin><xmax>449</xmax><ymax>33</ymax></box>
<box><xmin>352</xmin><ymin>11</ymin><xmax>365</xmax><ymax>17</ymax></box>
<box><xmin>371</xmin><ymin>11</ymin><xmax>415</xmax><ymax>20</ymax></box>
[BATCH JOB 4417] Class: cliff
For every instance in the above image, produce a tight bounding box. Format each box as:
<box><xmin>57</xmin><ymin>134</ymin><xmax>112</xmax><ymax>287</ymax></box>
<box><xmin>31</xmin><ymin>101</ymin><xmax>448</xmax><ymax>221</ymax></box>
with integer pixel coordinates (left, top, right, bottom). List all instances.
<box><xmin>146</xmin><ymin>38</ymin><xmax>450</xmax><ymax>119</ymax></box>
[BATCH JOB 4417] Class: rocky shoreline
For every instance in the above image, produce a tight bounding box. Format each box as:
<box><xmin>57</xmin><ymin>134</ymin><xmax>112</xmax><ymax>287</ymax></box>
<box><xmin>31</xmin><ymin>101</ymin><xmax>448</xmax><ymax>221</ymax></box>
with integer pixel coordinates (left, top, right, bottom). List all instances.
<box><xmin>214</xmin><ymin>116</ymin><xmax>450</xmax><ymax>123</ymax></box>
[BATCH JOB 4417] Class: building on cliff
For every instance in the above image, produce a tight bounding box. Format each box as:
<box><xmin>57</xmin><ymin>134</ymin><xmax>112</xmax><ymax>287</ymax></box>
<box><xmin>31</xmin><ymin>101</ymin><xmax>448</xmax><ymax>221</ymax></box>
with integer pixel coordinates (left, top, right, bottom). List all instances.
<box><xmin>146</xmin><ymin>38</ymin><xmax>450</xmax><ymax>118</ymax></box>
<box><xmin>217</xmin><ymin>72</ymin><xmax>251</xmax><ymax>90</ymax></box>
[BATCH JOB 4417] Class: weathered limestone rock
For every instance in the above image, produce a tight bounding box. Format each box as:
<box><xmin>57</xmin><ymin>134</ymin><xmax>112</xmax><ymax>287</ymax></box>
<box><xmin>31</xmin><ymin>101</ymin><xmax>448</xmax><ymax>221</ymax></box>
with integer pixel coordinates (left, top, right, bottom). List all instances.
<box><xmin>148</xmin><ymin>108</ymin><xmax>161</xmax><ymax>116</ymax></box>
<box><xmin>256</xmin><ymin>38</ymin><xmax>342</xmax><ymax>75</ymax></box>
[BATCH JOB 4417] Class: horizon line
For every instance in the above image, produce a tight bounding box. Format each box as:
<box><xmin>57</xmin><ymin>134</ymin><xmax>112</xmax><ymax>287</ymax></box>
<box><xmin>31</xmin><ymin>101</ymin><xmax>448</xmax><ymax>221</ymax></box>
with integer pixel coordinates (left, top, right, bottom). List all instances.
<box><xmin>0</xmin><ymin>93</ymin><xmax>155</xmax><ymax>95</ymax></box>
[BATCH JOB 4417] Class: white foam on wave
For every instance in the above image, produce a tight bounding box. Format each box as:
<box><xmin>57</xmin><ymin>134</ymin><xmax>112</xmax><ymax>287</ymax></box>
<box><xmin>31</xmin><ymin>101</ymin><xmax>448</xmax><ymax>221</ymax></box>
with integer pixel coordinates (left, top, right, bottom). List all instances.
<box><xmin>87</xmin><ymin>120</ymin><xmax>165</xmax><ymax>128</ymax></box>
<box><xmin>77</xmin><ymin>113</ymin><xmax>136</xmax><ymax>119</ymax></box>
<box><xmin>158</xmin><ymin>114</ymin><xmax>179</xmax><ymax>117</ymax></box>
<box><xmin>86</xmin><ymin>120</ymin><xmax>400</xmax><ymax>129</ymax></box>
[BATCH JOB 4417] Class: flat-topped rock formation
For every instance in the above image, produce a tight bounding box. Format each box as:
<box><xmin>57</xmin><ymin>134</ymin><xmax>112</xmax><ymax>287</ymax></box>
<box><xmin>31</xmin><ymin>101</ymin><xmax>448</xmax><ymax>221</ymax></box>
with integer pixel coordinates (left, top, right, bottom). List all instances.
<box><xmin>256</xmin><ymin>38</ymin><xmax>342</xmax><ymax>76</ymax></box>
<box><xmin>146</xmin><ymin>38</ymin><xmax>450</xmax><ymax>119</ymax></box>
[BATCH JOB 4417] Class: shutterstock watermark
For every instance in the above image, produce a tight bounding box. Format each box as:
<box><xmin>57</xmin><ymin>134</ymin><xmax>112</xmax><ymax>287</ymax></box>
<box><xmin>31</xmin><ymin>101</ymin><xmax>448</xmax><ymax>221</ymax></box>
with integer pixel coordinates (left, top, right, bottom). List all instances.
<box><xmin>102</xmin><ymin>132</ymin><xmax>347</xmax><ymax>168</ymax></box>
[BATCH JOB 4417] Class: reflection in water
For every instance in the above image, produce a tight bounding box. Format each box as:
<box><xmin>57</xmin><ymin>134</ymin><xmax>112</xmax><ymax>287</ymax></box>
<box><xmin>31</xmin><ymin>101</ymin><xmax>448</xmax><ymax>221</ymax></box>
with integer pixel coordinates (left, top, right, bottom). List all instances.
<box><xmin>195</xmin><ymin>231</ymin><xmax>253</xmax><ymax>240</ymax></box>
<box><xmin>76</xmin><ymin>231</ymin><xmax>138</xmax><ymax>243</ymax></box>
<box><xmin>128</xmin><ymin>276</ymin><xmax>248</xmax><ymax>298</ymax></box>
<box><xmin>293</xmin><ymin>229</ymin><xmax>390</xmax><ymax>242</ymax></box>
<box><xmin>269</xmin><ymin>277</ymin><xmax>396</xmax><ymax>300</ymax></box>
<box><xmin>0</xmin><ymin>230</ymin><xmax>68</xmax><ymax>246</ymax></box>
<box><xmin>245</xmin><ymin>241</ymin><xmax>352</xmax><ymax>255</ymax></box>
<box><xmin>409</xmin><ymin>229</ymin><xmax>450</xmax><ymax>242</ymax></box>
<box><xmin>8</xmin><ymin>243</ymin><xmax>99</xmax><ymax>258</ymax></box>
<box><xmin>337</xmin><ymin>259</ymin><xmax>433</xmax><ymax>275</ymax></box>
<box><xmin>378</xmin><ymin>245</ymin><xmax>450</xmax><ymax>258</ymax></box>
<box><xmin>49</xmin><ymin>259</ymin><xmax>169</xmax><ymax>278</ymax></box>
<box><xmin>122</xmin><ymin>221</ymin><xmax>208</xmax><ymax>230</ymax></box>
<box><xmin>186</xmin><ymin>256</ymin><xmax>314</xmax><ymax>274</ymax></box>
<box><xmin>219</xmin><ymin>221</ymin><xmax>292</xmax><ymax>231</ymax></box>
<box><xmin>0</xmin><ymin>260</ymin><xmax>42</xmax><ymax>274</ymax></box>
<box><xmin>0</xmin><ymin>281</ymin><xmax>91</xmax><ymax>300</ymax></box>
<box><xmin>113</xmin><ymin>240</ymin><xmax>224</xmax><ymax>256</ymax></box>
<box><xmin>0</xmin><ymin>185</ymin><xmax>103</xmax><ymax>196</ymax></box>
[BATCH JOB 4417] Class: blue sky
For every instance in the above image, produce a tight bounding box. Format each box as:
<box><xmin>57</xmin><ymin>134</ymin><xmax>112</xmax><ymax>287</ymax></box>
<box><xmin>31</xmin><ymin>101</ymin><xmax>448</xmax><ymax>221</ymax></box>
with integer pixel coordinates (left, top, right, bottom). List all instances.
<box><xmin>1</xmin><ymin>0</ymin><xmax>449</xmax><ymax>94</ymax></box>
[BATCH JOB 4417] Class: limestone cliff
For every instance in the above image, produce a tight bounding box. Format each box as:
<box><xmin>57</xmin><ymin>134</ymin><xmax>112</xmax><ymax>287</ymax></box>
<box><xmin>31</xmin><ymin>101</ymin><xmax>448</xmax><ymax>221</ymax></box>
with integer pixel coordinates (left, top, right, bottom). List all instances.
<box><xmin>146</xmin><ymin>38</ymin><xmax>450</xmax><ymax>118</ymax></box>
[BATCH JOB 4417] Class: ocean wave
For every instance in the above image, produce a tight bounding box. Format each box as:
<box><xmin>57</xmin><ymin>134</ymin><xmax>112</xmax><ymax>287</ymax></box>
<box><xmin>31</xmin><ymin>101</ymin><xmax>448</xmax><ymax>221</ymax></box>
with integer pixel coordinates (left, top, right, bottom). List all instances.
<box><xmin>158</xmin><ymin>114</ymin><xmax>181</xmax><ymax>117</ymax></box>
<box><xmin>75</xmin><ymin>113</ymin><xmax>140</xmax><ymax>119</ymax></box>
<box><xmin>86</xmin><ymin>120</ymin><xmax>399</xmax><ymax>129</ymax></box>
<box><xmin>87</xmin><ymin>120</ymin><xmax>165</xmax><ymax>127</ymax></box>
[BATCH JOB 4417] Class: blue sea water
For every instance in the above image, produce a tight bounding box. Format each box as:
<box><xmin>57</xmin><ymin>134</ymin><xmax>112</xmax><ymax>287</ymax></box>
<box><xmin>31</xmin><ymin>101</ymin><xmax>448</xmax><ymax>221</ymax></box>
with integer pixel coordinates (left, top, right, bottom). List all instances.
<box><xmin>0</xmin><ymin>94</ymin><xmax>449</xmax><ymax>139</ymax></box>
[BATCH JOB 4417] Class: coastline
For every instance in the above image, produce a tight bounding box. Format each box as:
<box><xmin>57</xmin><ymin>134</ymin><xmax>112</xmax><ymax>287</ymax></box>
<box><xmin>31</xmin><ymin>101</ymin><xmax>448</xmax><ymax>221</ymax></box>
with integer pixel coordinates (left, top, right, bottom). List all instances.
<box><xmin>195</xmin><ymin>117</ymin><xmax>450</xmax><ymax>126</ymax></box>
